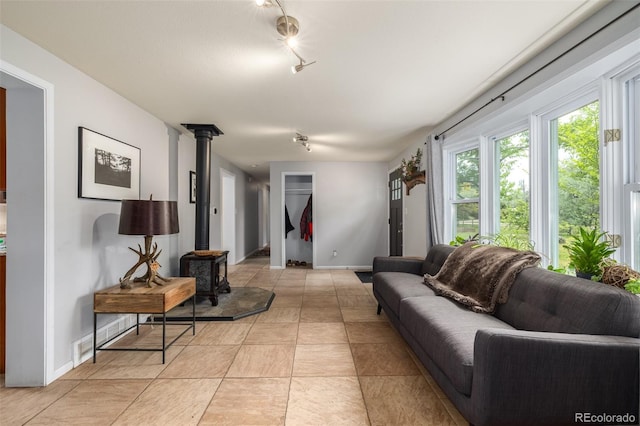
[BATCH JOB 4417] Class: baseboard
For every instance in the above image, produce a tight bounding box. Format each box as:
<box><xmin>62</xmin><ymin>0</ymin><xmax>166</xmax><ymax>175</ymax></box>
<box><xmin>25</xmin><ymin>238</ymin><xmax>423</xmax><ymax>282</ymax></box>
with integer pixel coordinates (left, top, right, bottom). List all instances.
<box><xmin>313</xmin><ymin>265</ymin><xmax>372</xmax><ymax>270</ymax></box>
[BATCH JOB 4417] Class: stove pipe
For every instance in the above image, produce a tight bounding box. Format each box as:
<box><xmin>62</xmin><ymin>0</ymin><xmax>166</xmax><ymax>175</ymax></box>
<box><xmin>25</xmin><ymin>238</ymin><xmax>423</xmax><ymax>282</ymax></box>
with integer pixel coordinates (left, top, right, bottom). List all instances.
<box><xmin>182</xmin><ymin>123</ymin><xmax>224</xmax><ymax>250</ymax></box>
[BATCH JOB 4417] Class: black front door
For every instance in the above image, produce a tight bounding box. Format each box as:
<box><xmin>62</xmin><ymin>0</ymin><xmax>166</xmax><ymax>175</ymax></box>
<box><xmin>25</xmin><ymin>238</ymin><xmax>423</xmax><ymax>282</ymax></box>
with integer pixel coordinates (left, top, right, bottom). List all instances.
<box><xmin>389</xmin><ymin>168</ymin><xmax>403</xmax><ymax>256</ymax></box>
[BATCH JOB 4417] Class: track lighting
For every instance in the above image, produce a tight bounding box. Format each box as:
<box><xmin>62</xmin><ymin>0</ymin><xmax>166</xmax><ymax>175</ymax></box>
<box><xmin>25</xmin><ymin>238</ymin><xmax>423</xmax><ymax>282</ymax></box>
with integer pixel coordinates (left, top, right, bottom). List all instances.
<box><xmin>291</xmin><ymin>59</ymin><xmax>316</xmax><ymax>74</ymax></box>
<box><xmin>293</xmin><ymin>133</ymin><xmax>311</xmax><ymax>152</ymax></box>
<box><xmin>256</xmin><ymin>0</ymin><xmax>316</xmax><ymax>73</ymax></box>
<box><xmin>293</xmin><ymin>133</ymin><xmax>308</xmax><ymax>143</ymax></box>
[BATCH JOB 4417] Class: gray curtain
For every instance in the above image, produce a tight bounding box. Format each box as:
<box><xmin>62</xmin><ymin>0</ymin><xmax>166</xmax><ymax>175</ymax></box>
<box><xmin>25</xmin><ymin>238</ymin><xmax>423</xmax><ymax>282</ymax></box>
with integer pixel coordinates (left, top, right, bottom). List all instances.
<box><xmin>425</xmin><ymin>134</ymin><xmax>444</xmax><ymax>248</ymax></box>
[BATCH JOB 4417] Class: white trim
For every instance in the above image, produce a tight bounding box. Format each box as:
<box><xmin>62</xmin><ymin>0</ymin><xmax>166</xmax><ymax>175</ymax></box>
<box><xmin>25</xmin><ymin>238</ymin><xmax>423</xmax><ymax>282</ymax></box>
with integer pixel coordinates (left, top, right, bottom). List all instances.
<box><xmin>0</xmin><ymin>60</ymin><xmax>56</xmax><ymax>384</ymax></box>
<box><xmin>314</xmin><ymin>265</ymin><xmax>372</xmax><ymax>270</ymax></box>
<box><xmin>220</xmin><ymin>168</ymin><xmax>236</xmax><ymax>265</ymax></box>
<box><xmin>624</xmin><ymin>183</ymin><xmax>640</xmax><ymax>271</ymax></box>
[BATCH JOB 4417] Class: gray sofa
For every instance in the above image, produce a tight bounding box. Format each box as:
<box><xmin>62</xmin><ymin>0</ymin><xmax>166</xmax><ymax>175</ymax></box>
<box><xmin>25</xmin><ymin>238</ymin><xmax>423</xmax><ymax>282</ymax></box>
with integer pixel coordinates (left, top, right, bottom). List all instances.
<box><xmin>373</xmin><ymin>244</ymin><xmax>640</xmax><ymax>426</ymax></box>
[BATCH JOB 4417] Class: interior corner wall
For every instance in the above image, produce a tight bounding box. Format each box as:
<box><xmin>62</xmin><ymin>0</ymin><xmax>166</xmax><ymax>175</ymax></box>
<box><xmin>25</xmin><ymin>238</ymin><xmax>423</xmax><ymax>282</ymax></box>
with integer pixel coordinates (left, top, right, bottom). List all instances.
<box><xmin>389</xmin><ymin>128</ymin><xmax>432</xmax><ymax>258</ymax></box>
<box><xmin>177</xmin><ymin>132</ymin><xmax>196</xmax><ymax>258</ymax></box>
<box><xmin>270</xmin><ymin>161</ymin><xmax>388</xmax><ymax>269</ymax></box>
<box><xmin>0</xmin><ymin>25</ymin><xmax>181</xmax><ymax>384</ymax></box>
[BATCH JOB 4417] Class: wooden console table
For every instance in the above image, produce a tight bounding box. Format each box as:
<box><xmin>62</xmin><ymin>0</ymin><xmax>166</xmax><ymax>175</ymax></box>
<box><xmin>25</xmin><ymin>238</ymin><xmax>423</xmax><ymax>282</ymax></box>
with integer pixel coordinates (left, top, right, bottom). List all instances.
<box><xmin>93</xmin><ymin>277</ymin><xmax>195</xmax><ymax>364</ymax></box>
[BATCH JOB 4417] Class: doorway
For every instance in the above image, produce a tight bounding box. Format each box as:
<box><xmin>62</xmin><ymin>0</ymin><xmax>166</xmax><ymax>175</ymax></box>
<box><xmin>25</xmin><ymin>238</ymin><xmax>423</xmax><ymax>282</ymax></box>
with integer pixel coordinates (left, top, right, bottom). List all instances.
<box><xmin>389</xmin><ymin>168</ymin><xmax>403</xmax><ymax>256</ymax></box>
<box><xmin>282</xmin><ymin>173</ymin><xmax>314</xmax><ymax>268</ymax></box>
<box><xmin>220</xmin><ymin>169</ymin><xmax>236</xmax><ymax>265</ymax></box>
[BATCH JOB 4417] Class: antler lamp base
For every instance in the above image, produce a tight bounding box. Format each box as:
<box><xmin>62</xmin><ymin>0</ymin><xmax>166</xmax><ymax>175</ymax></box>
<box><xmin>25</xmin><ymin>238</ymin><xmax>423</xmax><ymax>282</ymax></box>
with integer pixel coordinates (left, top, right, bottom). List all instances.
<box><xmin>119</xmin><ymin>235</ymin><xmax>171</xmax><ymax>289</ymax></box>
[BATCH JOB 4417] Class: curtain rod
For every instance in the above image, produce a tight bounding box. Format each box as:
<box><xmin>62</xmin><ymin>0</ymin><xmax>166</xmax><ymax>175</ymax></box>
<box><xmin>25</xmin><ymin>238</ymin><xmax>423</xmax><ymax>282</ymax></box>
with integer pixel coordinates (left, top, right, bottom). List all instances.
<box><xmin>433</xmin><ymin>2</ymin><xmax>640</xmax><ymax>141</ymax></box>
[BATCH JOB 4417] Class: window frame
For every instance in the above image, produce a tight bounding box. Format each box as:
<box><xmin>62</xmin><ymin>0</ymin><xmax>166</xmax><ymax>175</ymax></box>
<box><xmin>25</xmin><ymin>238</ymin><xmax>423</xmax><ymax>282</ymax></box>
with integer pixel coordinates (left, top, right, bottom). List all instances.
<box><xmin>538</xmin><ymin>90</ymin><xmax>601</xmax><ymax>266</ymax></box>
<box><xmin>444</xmin><ymin>140</ymin><xmax>481</xmax><ymax>241</ymax></box>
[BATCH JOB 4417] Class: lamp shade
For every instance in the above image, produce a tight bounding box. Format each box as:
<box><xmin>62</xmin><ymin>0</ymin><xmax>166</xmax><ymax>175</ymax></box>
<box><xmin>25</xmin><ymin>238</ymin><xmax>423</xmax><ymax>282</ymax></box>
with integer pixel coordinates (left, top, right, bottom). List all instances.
<box><xmin>118</xmin><ymin>199</ymin><xmax>179</xmax><ymax>236</ymax></box>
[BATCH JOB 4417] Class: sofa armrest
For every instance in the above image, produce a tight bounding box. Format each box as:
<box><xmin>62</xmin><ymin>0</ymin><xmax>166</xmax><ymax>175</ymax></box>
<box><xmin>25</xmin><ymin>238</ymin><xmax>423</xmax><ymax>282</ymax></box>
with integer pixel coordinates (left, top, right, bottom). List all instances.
<box><xmin>472</xmin><ymin>328</ymin><xmax>640</xmax><ymax>426</ymax></box>
<box><xmin>372</xmin><ymin>256</ymin><xmax>423</xmax><ymax>276</ymax></box>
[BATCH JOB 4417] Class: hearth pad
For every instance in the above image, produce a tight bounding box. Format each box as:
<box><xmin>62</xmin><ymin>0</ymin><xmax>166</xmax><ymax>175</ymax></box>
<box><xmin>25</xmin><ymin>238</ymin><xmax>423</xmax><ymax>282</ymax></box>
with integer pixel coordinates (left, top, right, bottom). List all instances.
<box><xmin>165</xmin><ymin>287</ymin><xmax>274</xmax><ymax>321</ymax></box>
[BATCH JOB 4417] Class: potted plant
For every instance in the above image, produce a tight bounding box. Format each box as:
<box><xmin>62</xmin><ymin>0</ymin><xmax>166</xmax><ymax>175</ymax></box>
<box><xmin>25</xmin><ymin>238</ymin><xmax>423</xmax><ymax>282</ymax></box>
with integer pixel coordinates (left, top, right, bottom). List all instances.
<box><xmin>400</xmin><ymin>148</ymin><xmax>425</xmax><ymax>195</ymax></box>
<box><xmin>563</xmin><ymin>227</ymin><xmax>615</xmax><ymax>280</ymax></box>
<box><xmin>400</xmin><ymin>148</ymin><xmax>423</xmax><ymax>182</ymax></box>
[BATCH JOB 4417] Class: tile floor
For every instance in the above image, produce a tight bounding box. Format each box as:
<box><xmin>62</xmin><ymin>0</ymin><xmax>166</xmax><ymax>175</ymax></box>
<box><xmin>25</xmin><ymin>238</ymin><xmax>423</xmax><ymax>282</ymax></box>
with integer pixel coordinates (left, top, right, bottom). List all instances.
<box><xmin>0</xmin><ymin>256</ymin><xmax>467</xmax><ymax>425</ymax></box>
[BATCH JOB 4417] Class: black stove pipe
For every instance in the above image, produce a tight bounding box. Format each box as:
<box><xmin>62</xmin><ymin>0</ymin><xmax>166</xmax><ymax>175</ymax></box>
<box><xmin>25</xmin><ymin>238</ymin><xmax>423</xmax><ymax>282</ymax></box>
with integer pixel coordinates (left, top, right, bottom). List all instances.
<box><xmin>182</xmin><ymin>123</ymin><xmax>223</xmax><ymax>250</ymax></box>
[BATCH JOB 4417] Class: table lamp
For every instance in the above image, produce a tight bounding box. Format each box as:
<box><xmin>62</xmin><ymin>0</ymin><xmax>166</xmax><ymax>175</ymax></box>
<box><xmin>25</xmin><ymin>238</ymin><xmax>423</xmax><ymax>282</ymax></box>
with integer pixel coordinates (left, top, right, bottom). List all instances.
<box><xmin>118</xmin><ymin>196</ymin><xmax>179</xmax><ymax>288</ymax></box>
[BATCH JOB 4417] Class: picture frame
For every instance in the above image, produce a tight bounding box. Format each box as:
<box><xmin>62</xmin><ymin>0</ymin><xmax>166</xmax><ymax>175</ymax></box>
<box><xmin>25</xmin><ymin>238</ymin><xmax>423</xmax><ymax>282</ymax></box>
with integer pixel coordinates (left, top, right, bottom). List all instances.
<box><xmin>190</xmin><ymin>171</ymin><xmax>197</xmax><ymax>203</ymax></box>
<box><xmin>78</xmin><ymin>127</ymin><xmax>141</xmax><ymax>201</ymax></box>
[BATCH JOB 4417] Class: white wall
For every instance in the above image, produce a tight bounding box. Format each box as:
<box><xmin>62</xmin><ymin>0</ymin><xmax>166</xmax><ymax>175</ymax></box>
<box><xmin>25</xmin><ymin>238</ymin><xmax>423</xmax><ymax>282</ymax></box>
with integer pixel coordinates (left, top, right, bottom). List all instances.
<box><xmin>1</xmin><ymin>25</ymin><xmax>176</xmax><ymax>383</ymax></box>
<box><xmin>388</xmin><ymin>127</ymin><xmax>432</xmax><ymax>258</ymax></box>
<box><xmin>0</xmin><ymin>25</ymin><xmax>261</xmax><ymax>384</ymax></box>
<box><xmin>270</xmin><ymin>162</ymin><xmax>388</xmax><ymax>269</ymax></box>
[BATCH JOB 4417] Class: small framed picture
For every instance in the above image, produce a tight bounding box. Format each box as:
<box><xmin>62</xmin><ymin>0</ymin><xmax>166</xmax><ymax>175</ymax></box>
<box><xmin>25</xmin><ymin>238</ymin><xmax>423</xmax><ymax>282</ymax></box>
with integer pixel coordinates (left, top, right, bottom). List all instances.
<box><xmin>190</xmin><ymin>171</ymin><xmax>196</xmax><ymax>203</ymax></box>
<box><xmin>78</xmin><ymin>127</ymin><xmax>140</xmax><ymax>201</ymax></box>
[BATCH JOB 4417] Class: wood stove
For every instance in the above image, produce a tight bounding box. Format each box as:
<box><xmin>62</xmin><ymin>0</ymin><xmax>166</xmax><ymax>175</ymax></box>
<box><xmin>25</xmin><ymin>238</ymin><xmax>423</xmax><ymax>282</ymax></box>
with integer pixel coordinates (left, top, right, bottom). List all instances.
<box><xmin>180</xmin><ymin>123</ymin><xmax>230</xmax><ymax>306</ymax></box>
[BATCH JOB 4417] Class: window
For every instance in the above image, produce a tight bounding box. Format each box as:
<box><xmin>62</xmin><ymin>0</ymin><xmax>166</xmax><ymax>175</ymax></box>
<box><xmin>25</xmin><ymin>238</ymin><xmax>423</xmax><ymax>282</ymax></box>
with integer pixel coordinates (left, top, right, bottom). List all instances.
<box><xmin>440</xmin><ymin>45</ymin><xmax>639</xmax><ymax>269</ymax></box>
<box><xmin>495</xmin><ymin>130</ymin><xmax>530</xmax><ymax>237</ymax></box>
<box><xmin>453</xmin><ymin>148</ymin><xmax>480</xmax><ymax>239</ymax></box>
<box><xmin>549</xmin><ymin>100</ymin><xmax>600</xmax><ymax>268</ymax></box>
<box><xmin>624</xmin><ymin>73</ymin><xmax>640</xmax><ymax>270</ymax></box>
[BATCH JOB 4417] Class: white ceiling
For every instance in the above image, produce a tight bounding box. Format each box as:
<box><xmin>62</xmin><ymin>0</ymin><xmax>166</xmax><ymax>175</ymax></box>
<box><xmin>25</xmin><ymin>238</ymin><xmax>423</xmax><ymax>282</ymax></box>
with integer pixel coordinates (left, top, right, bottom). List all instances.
<box><xmin>0</xmin><ymin>0</ymin><xmax>607</xmax><ymax>182</ymax></box>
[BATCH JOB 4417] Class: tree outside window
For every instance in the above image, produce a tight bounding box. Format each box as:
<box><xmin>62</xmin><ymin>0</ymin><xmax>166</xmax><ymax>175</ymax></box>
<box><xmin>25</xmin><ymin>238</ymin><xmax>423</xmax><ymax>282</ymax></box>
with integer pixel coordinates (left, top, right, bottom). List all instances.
<box><xmin>496</xmin><ymin>130</ymin><xmax>530</xmax><ymax>237</ymax></box>
<box><xmin>553</xmin><ymin>100</ymin><xmax>600</xmax><ymax>267</ymax></box>
<box><xmin>454</xmin><ymin>148</ymin><xmax>479</xmax><ymax>239</ymax></box>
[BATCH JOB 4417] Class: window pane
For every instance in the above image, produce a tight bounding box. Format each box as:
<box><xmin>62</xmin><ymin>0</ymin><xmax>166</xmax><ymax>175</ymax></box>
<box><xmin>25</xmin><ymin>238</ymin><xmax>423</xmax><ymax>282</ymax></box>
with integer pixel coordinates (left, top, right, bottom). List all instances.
<box><xmin>633</xmin><ymin>190</ymin><xmax>640</xmax><ymax>270</ymax></box>
<box><xmin>496</xmin><ymin>130</ymin><xmax>530</xmax><ymax>235</ymax></box>
<box><xmin>552</xmin><ymin>101</ymin><xmax>600</xmax><ymax>267</ymax></box>
<box><xmin>456</xmin><ymin>149</ymin><xmax>479</xmax><ymax>200</ymax></box>
<box><xmin>454</xmin><ymin>202</ymin><xmax>479</xmax><ymax>240</ymax></box>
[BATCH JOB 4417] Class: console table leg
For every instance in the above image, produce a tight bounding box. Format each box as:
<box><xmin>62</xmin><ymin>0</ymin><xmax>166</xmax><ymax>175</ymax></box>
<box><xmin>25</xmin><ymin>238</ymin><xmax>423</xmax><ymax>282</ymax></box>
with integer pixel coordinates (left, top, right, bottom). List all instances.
<box><xmin>192</xmin><ymin>295</ymin><xmax>196</xmax><ymax>335</ymax></box>
<box><xmin>93</xmin><ymin>312</ymin><xmax>97</xmax><ymax>363</ymax></box>
<box><xmin>162</xmin><ymin>312</ymin><xmax>166</xmax><ymax>364</ymax></box>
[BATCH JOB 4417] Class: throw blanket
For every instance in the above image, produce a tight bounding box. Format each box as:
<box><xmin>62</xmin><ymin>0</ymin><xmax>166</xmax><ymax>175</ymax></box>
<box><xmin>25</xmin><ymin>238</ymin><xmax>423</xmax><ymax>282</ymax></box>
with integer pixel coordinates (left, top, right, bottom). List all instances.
<box><xmin>424</xmin><ymin>242</ymin><xmax>541</xmax><ymax>313</ymax></box>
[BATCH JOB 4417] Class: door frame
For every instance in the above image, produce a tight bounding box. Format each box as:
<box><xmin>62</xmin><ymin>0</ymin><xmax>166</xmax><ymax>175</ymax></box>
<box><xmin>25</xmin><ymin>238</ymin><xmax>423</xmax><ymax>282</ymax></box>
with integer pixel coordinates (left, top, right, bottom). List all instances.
<box><xmin>0</xmin><ymin>60</ymin><xmax>56</xmax><ymax>385</ymax></box>
<box><xmin>280</xmin><ymin>172</ymin><xmax>316</xmax><ymax>269</ymax></box>
<box><xmin>220</xmin><ymin>168</ymin><xmax>236</xmax><ymax>265</ymax></box>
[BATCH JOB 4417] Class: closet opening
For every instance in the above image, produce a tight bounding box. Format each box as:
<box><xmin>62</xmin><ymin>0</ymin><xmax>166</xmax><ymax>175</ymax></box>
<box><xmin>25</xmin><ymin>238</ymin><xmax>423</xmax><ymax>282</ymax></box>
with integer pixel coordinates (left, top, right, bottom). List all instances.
<box><xmin>282</xmin><ymin>173</ymin><xmax>314</xmax><ymax>269</ymax></box>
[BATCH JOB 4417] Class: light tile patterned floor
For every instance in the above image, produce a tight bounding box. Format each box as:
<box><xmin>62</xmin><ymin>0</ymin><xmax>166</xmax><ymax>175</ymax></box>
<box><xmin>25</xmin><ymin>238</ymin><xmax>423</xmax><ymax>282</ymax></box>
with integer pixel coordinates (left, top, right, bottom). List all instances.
<box><xmin>0</xmin><ymin>256</ymin><xmax>467</xmax><ymax>425</ymax></box>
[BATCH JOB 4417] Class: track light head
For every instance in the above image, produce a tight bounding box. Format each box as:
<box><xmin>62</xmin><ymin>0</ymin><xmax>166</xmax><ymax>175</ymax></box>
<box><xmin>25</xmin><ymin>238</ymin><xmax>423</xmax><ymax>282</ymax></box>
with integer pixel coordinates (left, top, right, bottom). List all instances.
<box><xmin>291</xmin><ymin>60</ymin><xmax>316</xmax><ymax>74</ymax></box>
<box><xmin>293</xmin><ymin>133</ymin><xmax>308</xmax><ymax>143</ymax></box>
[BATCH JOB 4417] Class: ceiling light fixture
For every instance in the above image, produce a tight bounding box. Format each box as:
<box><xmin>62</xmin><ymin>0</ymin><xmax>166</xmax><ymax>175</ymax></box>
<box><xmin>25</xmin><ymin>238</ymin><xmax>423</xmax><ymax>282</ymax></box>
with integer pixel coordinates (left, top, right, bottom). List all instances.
<box><xmin>291</xmin><ymin>59</ymin><xmax>316</xmax><ymax>74</ymax></box>
<box><xmin>292</xmin><ymin>133</ymin><xmax>311</xmax><ymax>152</ymax></box>
<box><xmin>256</xmin><ymin>0</ymin><xmax>316</xmax><ymax>73</ymax></box>
<box><xmin>293</xmin><ymin>132</ymin><xmax>308</xmax><ymax>143</ymax></box>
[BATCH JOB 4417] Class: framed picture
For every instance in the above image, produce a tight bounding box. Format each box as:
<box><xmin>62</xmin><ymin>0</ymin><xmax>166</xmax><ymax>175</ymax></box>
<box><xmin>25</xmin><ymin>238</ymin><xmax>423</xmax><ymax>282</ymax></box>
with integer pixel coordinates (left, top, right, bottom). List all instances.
<box><xmin>190</xmin><ymin>171</ymin><xmax>196</xmax><ymax>203</ymax></box>
<box><xmin>78</xmin><ymin>127</ymin><xmax>141</xmax><ymax>201</ymax></box>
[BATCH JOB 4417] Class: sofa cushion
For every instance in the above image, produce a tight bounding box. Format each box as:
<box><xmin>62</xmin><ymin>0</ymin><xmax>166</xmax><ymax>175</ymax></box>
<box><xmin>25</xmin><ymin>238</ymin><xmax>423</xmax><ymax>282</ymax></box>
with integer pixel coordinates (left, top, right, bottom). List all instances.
<box><xmin>373</xmin><ymin>272</ymin><xmax>435</xmax><ymax>317</ymax></box>
<box><xmin>400</xmin><ymin>295</ymin><xmax>515</xmax><ymax>396</ymax></box>
<box><xmin>496</xmin><ymin>267</ymin><xmax>640</xmax><ymax>338</ymax></box>
<box><xmin>421</xmin><ymin>244</ymin><xmax>455</xmax><ymax>276</ymax></box>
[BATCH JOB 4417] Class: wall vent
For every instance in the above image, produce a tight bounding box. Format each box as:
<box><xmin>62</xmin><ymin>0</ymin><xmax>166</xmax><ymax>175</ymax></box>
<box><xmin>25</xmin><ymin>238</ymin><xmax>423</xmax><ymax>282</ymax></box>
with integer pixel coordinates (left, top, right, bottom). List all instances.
<box><xmin>72</xmin><ymin>314</ymin><xmax>142</xmax><ymax>367</ymax></box>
